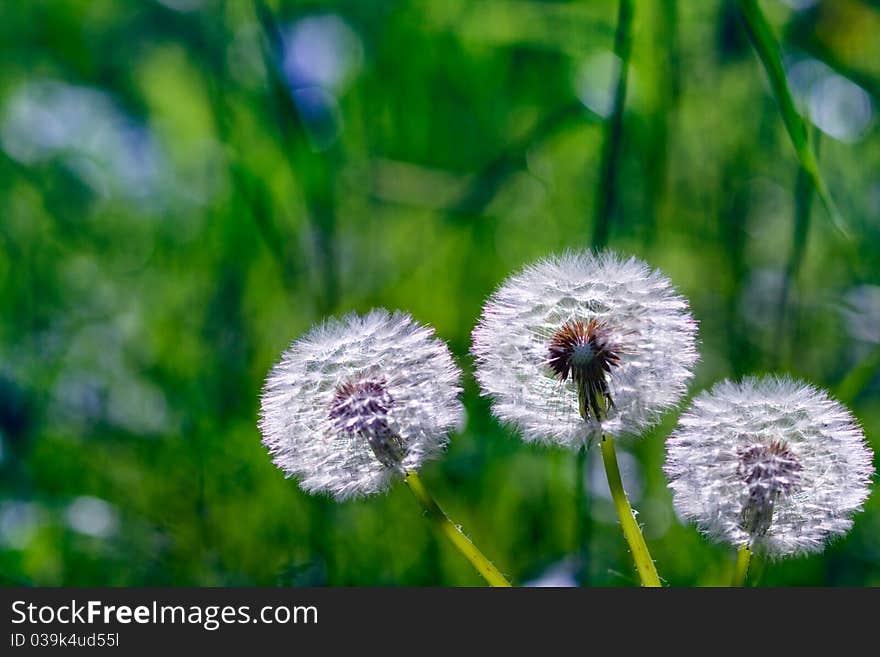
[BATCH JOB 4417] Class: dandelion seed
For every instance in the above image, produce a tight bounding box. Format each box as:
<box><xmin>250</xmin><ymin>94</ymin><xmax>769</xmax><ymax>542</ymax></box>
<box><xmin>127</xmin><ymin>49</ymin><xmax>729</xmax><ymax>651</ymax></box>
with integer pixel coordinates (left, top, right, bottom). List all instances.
<box><xmin>665</xmin><ymin>376</ymin><xmax>875</xmax><ymax>558</ymax></box>
<box><xmin>548</xmin><ymin>318</ymin><xmax>622</xmax><ymax>422</ymax></box>
<box><xmin>259</xmin><ymin>309</ymin><xmax>464</xmax><ymax>500</ymax></box>
<box><xmin>328</xmin><ymin>378</ymin><xmax>405</xmax><ymax>469</ymax></box>
<box><xmin>471</xmin><ymin>250</ymin><xmax>698</xmax><ymax>447</ymax></box>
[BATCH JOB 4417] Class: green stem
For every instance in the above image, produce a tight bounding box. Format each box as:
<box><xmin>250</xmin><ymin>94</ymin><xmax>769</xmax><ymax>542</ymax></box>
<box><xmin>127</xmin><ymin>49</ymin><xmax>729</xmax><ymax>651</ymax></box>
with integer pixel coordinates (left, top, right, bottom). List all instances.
<box><xmin>405</xmin><ymin>471</ymin><xmax>512</xmax><ymax>587</ymax></box>
<box><xmin>599</xmin><ymin>435</ymin><xmax>661</xmax><ymax>587</ymax></box>
<box><xmin>774</xmin><ymin>132</ymin><xmax>817</xmax><ymax>367</ymax></box>
<box><xmin>732</xmin><ymin>546</ymin><xmax>751</xmax><ymax>587</ymax></box>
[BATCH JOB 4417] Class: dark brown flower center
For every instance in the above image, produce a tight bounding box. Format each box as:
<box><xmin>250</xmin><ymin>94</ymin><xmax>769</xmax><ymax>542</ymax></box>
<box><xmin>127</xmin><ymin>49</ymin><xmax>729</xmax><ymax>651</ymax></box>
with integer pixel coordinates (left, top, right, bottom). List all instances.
<box><xmin>548</xmin><ymin>319</ymin><xmax>622</xmax><ymax>422</ymax></box>
<box><xmin>737</xmin><ymin>439</ymin><xmax>802</xmax><ymax>537</ymax></box>
<box><xmin>329</xmin><ymin>378</ymin><xmax>405</xmax><ymax>469</ymax></box>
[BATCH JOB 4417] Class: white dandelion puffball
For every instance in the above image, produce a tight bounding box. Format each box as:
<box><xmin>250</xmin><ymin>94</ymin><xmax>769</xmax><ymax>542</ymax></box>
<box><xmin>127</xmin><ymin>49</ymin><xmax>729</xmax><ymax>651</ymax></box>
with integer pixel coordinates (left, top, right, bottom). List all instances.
<box><xmin>471</xmin><ymin>250</ymin><xmax>698</xmax><ymax>447</ymax></box>
<box><xmin>665</xmin><ymin>377</ymin><xmax>875</xmax><ymax>558</ymax></box>
<box><xmin>259</xmin><ymin>309</ymin><xmax>464</xmax><ymax>500</ymax></box>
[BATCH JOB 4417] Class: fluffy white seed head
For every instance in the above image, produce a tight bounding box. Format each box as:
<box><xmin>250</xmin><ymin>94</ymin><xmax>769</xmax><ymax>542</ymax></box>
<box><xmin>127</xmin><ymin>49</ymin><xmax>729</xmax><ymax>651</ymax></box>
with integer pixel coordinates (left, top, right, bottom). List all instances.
<box><xmin>470</xmin><ymin>251</ymin><xmax>698</xmax><ymax>447</ymax></box>
<box><xmin>259</xmin><ymin>309</ymin><xmax>464</xmax><ymax>500</ymax></box>
<box><xmin>665</xmin><ymin>377</ymin><xmax>875</xmax><ymax>558</ymax></box>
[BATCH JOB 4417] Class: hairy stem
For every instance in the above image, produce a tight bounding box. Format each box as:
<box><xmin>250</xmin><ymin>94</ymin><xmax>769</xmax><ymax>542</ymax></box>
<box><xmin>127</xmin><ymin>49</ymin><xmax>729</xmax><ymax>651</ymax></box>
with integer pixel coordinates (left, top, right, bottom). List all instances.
<box><xmin>599</xmin><ymin>435</ymin><xmax>661</xmax><ymax>587</ymax></box>
<box><xmin>405</xmin><ymin>471</ymin><xmax>512</xmax><ymax>587</ymax></box>
<box><xmin>732</xmin><ymin>546</ymin><xmax>751</xmax><ymax>587</ymax></box>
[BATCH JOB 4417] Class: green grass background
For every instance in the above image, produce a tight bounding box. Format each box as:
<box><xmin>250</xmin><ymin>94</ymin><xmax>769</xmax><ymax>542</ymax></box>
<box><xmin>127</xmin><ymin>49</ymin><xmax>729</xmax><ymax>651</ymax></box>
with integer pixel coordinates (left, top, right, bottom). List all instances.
<box><xmin>1</xmin><ymin>0</ymin><xmax>879</xmax><ymax>586</ymax></box>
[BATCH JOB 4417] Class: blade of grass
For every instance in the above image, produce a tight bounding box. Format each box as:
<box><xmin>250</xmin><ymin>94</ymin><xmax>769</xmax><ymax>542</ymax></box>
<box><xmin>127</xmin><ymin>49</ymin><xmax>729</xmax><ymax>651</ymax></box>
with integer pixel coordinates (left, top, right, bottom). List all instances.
<box><xmin>736</xmin><ymin>0</ymin><xmax>848</xmax><ymax>239</ymax></box>
<box><xmin>836</xmin><ymin>344</ymin><xmax>880</xmax><ymax>406</ymax></box>
<box><xmin>774</xmin><ymin>132</ymin><xmax>819</xmax><ymax>367</ymax></box>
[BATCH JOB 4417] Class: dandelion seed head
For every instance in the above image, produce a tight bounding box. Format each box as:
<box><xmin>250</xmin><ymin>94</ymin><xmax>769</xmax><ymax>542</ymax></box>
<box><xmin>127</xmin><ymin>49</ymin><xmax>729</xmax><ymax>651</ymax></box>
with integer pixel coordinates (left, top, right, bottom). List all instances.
<box><xmin>328</xmin><ymin>377</ymin><xmax>406</xmax><ymax>470</ymax></box>
<box><xmin>471</xmin><ymin>251</ymin><xmax>698</xmax><ymax>447</ymax></box>
<box><xmin>329</xmin><ymin>378</ymin><xmax>392</xmax><ymax>435</ymax></box>
<box><xmin>259</xmin><ymin>309</ymin><xmax>464</xmax><ymax>500</ymax></box>
<box><xmin>665</xmin><ymin>377</ymin><xmax>875</xmax><ymax>558</ymax></box>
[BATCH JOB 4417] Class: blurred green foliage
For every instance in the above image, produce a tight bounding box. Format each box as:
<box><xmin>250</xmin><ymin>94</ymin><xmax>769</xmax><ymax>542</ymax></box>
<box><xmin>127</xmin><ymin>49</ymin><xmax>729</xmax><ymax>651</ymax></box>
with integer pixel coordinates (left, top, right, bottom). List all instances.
<box><xmin>1</xmin><ymin>0</ymin><xmax>879</xmax><ymax>586</ymax></box>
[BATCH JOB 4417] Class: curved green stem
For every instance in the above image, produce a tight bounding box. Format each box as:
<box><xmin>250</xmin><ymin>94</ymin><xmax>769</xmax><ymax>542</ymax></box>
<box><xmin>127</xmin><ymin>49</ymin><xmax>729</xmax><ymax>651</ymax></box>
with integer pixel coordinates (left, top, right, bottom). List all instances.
<box><xmin>404</xmin><ymin>471</ymin><xmax>512</xmax><ymax>587</ymax></box>
<box><xmin>599</xmin><ymin>435</ymin><xmax>661</xmax><ymax>587</ymax></box>
<box><xmin>732</xmin><ymin>546</ymin><xmax>751</xmax><ymax>587</ymax></box>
